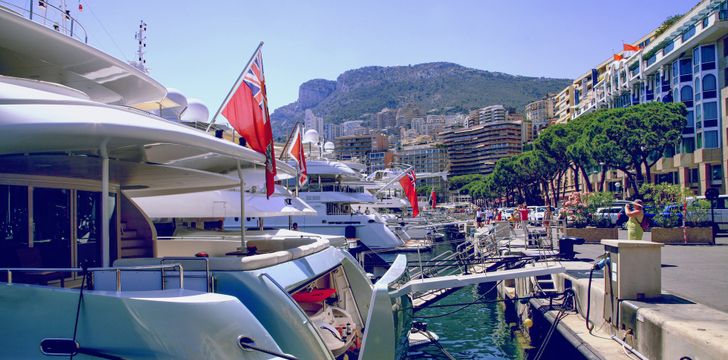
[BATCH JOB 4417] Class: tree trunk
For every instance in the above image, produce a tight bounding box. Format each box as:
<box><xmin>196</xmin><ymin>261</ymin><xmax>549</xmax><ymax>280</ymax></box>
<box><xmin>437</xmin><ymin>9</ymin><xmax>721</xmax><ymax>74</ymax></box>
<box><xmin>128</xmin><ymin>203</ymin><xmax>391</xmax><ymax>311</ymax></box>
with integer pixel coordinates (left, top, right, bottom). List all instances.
<box><xmin>579</xmin><ymin>164</ymin><xmax>593</xmax><ymax>192</ymax></box>
<box><xmin>572</xmin><ymin>166</ymin><xmax>581</xmax><ymax>192</ymax></box>
<box><xmin>598</xmin><ymin>168</ymin><xmax>607</xmax><ymax>192</ymax></box>
<box><xmin>644</xmin><ymin>160</ymin><xmax>652</xmax><ymax>184</ymax></box>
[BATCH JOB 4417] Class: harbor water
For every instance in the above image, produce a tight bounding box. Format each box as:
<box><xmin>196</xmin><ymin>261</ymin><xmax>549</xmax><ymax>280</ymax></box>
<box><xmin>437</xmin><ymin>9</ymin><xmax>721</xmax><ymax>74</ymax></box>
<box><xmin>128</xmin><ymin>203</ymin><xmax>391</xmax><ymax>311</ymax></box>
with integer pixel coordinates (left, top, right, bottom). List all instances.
<box><xmin>405</xmin><ymin>238</ymin><xmax>581</xmax><ymax>359</ymax></box>
<box><xmin>406</xmin><ymin>241</ymin><xmax>526</xmax><ymax>359</ymax></box>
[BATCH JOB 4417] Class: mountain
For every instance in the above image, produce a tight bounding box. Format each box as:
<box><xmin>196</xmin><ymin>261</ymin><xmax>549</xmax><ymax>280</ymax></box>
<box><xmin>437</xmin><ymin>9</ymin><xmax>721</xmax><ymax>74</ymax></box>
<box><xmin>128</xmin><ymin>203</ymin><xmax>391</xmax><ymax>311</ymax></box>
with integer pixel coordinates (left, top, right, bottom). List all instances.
<box><xmin>270</xmin><ymin>62</ymin><xmax>571</xmax><ymax>139</ymax></box>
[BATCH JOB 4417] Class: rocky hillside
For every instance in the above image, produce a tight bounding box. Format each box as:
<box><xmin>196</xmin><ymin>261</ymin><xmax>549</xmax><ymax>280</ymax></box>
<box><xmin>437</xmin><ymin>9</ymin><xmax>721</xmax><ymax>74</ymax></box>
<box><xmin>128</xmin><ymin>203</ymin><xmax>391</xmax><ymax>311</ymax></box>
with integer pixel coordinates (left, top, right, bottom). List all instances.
<box><xmin>271</xmin><ymin>62</ymin><xmax>571</xmax><ymax>138</ymax></box>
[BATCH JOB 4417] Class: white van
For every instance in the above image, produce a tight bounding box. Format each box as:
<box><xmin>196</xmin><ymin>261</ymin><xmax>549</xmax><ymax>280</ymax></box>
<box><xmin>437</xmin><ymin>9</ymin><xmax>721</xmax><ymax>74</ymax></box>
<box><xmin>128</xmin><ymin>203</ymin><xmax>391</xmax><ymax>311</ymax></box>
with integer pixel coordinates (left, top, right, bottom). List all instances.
<box><xmin>688</xmin><ymin>195</ymin><xmax>728</xmax><ymax>232</ymax></box>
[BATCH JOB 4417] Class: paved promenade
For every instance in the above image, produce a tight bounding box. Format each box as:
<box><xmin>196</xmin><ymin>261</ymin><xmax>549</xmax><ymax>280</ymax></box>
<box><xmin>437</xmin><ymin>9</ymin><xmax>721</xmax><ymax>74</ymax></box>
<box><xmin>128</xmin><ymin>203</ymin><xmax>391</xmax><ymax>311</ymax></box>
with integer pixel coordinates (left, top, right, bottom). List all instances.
<box><xmin>572</xmin><ymin>231</ymin><xmax>728</xmax><ymax>313</ymax></box>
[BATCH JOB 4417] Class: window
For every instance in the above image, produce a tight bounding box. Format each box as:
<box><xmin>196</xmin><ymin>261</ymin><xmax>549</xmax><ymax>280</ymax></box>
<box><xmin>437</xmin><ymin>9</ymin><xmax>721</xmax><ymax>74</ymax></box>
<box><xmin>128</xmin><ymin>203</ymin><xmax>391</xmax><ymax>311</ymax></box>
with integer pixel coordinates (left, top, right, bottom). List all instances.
<box><xmin>702</xmin><ymin>74</ymin><xmax>717</xmax><ymax>98</ymax></box>
<box><xmin>672</xmin><ymin>61</ymin><xmax>679</xmax><ymax>85</ymax></box>
<box><xmin>712</xmin><ymin>164</ymin><xmax>723</xmax><ymax>182</ymax></box>
<box><xmin>693</xmin><ymin>47</ymin><xmax>700</xmax><ymax>74</ymax></box>
<box><xmin>703</xmin><ymin>102</ymin><xmax>718</xmax><ymax>127</ymax></box>
<box><xmin>690</xmin><ymin>168</ymin><xmax>700</xmax><ymax>184</ymax></box>
<box><xmin>682</xmin><ymin>25</ymin><xmax>696</xmax><ymax>42</ymax></box>
<box><xmin>686</xmin><ymin>111</ymin><xmax>694</xmax><ymax>127</ymax></box>
<box><xmin>32</xmin><ymin>188</ymin><xmax>71</xmax><ymax>268</ymax></box>
<box><xmin>680</xmin><ymin>58</ymin><xmax>693</xmax><ymax>82</ymax></box>
<box><xmin>697</xmin><ymin>133</ymin><xmax>703</xmax><ymax>148</ymax></box>
<box><xmin>683</xmin><ymin>137</ymin><xmax>696</xmax><ymax>153</ymax></box>
<box><xmin>664</xmin><ymin>41</ymin><xmax>675</xmax><ymax>55</ymax></box>
<box><xmin>76</xmin><ymin>191</ymin><xmax>102</xmax><ymax>267</ymax></box>
<box><xmin>705</xmin><ymin>130</ymin><xmax>719</xmax><ymax>148</ymax></box>
<box><xmin>701</xmin><ymin>45</ymin><xmax>716</xmax><ymax>70</ymax></box>
<box><xmin>694</xmin><ymin>77</ymin><xmax>701</xmax><ymax>101</ymax></box>
<box><xmin>0</xmin><ymin>185</ymin><xmax>28</xmax><ymax>269</ymax></box>
<box><xmin>703</xmin><ymin>17</ymin><xmax>710</xmax><ymax>29</ymax></box>
<box><xmin>680</xmin><ymin>85</ymin><xmax>693</xmax><ymax>108</ymax></box>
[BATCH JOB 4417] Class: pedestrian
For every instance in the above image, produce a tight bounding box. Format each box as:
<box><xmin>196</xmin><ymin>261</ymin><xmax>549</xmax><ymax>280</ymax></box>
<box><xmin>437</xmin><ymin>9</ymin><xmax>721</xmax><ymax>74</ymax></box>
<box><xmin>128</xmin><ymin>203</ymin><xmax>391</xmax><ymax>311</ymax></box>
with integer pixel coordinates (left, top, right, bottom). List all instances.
<box><xmin>543</xmin><ymin>206</ymin><xmax>552</xmax><ymax>240</ymax></box>
<box><xmin>519</xmin><ymin>203</ymin><xmax>530</xmax><ymax>241</ymax></box>
<box><xmin>496</xmin><ymin>209</ymin><xmax>502</xmax><ymax>222</ymax></box>
<box><xmin>476</xmin><ymin>208</ymin><xmax>484</xmax><ymax>228</ymax></box>
<box><xmin>486</xmin><ymin>209</ymin><xmax>494</xmax><ymax>224</ymax></box>
<box><xmin>625</xmin><ymin>200</ymin><xmax>645</xmax><ymax>240</ymax></box>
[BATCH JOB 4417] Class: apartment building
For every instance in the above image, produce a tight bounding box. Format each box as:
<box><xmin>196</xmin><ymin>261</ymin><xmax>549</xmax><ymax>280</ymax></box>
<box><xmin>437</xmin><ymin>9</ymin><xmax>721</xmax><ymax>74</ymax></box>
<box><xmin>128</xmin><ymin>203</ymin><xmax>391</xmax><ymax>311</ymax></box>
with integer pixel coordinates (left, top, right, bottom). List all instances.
<box><xmin>525</xmin><ymin>94</ymin><xmax>557</xmax><ymax>136</ymax></box>
<box><xmin>396</xmin><ymin>143</ymin><xmax>449</xmax><ymax>189</ymax></box>
<box><xmin>439</xmin><ymin>120</ymin><xmax>522</xmax><ymax>176</ymax></box>
<box><xmin>334</xmin><ymin>134</ymin><xmax>372</xmax><ymax>161</ymax></box>
<box><xmin>555</xmin><ymin>0</ymin><xmax>728</xmax><ymax>197</ymax></box>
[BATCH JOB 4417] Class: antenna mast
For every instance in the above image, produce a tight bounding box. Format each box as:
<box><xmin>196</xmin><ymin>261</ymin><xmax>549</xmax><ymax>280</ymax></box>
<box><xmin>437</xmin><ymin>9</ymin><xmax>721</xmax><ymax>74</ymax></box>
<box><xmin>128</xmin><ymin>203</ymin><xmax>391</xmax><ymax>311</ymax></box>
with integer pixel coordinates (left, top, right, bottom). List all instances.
<box><xmin>132</xmin><ymin>20</ymin><xmax>149</xmax><ymax>73</ymax></box>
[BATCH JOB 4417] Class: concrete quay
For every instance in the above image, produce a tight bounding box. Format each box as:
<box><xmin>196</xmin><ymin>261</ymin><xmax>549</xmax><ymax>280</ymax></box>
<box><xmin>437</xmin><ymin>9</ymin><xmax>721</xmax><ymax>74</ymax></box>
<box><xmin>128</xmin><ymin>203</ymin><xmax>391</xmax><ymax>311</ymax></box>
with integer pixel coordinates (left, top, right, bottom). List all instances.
<box><xmin>499</xmin><ymin>230</ymin><xmax>728</xmax><ymax>359</ymax></box>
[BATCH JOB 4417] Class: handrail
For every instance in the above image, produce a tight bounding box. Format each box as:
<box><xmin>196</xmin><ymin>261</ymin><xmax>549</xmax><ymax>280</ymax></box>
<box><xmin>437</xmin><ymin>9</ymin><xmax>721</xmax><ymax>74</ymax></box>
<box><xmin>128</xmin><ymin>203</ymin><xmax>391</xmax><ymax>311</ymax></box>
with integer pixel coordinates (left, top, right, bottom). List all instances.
<box><xmin>161</xmin><ymin>257</ymin><xmax>211</xmax><ymax>292</ymax></box>
<box><xmin>0</xmin><ymin>0</ymin><xmax>88</xmax><ymax>43</ymax></box>
<box><xmin>0</xmin><ymin>263</ymin><xmax>185</xmax><ymax>292</ymax></box>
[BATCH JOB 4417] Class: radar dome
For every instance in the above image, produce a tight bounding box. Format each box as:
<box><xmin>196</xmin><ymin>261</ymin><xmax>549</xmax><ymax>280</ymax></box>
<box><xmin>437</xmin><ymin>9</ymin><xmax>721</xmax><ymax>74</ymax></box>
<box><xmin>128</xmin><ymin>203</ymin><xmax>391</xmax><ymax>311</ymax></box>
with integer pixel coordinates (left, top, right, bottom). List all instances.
<box><xmin>323</xmin><ymin>141</ymin><xmax>335</xmax><ymax>153</ymax></box>
<box><xmin>303</xmin><ymin>129</ymin><xmax>320</xmax><ymax>144</ymax></box>
<box><xmin>180</xmin><ymin>99</ymin><xmax>210</xmax><ymax>123</ymax></box>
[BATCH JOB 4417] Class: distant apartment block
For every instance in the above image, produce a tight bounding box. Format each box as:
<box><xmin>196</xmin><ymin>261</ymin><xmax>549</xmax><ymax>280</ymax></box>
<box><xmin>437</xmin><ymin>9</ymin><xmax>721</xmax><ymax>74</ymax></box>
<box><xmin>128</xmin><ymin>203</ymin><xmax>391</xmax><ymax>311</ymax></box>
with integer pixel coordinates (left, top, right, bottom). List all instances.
<box><xmin>440</xmin><ymin>120</ymin><xmax>522</xmax><ymax>176</ymax></box>
<box><xmin>478</xmin><ymin>105</ymin><xmax>507</xmax><ymax>123</ymax></box>
<box><xmin>375</xmin><ymin>108</ymin><xmax>397</xmax><ymax>129</ymax></box>
<box><xmin>323</xmin><ymin>123</ymin><xmax>342</xmax><ymax>142</ymax></box>
<box><xmin>341</xmin><ymin>120</ymin><xmax>368</xmax><ymax>136</ymax></box>
<box><xmin>304</xmin><ymin>109</ymin><xmax>324</xmax><ymax>135</ymax></box>
<box><xmin>368</xmin><ymin>150</ymin><xmax>395</xmax><ymax>173</ymax></box>
<box><xmin>525</xmin><ymin>94</ymin><xmax>557</xmax><ymax>136</ymax></box>
<box><xmin>411</xmin><ymin>115</ymin><xmax>446</xmax><ymax>137</ymax></box>
<box><xmin>396</xmin><ymin>143</ymin><xmax>449</xmax><ymax>189</ymax></box>
<box><xmin>334</xmin><ymin>134</ymin><xmax>372</xmax><ymax>161</ymax></box>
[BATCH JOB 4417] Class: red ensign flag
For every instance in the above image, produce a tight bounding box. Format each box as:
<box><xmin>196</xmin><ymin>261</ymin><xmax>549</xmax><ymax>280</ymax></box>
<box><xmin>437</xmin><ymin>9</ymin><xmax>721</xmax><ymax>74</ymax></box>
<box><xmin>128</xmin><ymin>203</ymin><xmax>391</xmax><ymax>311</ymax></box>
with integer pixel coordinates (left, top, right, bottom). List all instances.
<box><xmin>399</xmin><ymin>169</ymin><xmax>419</xmax><ymax>217</ymax></box>
<box><xmin>222</xmin><ymin>47</ymin><xmax>277</xmax><ymax>198</ymax></box>
<box><xmin>287</xmin><ymin>124</ymin><xmax>308</xmax><ymax>187</ymax></box>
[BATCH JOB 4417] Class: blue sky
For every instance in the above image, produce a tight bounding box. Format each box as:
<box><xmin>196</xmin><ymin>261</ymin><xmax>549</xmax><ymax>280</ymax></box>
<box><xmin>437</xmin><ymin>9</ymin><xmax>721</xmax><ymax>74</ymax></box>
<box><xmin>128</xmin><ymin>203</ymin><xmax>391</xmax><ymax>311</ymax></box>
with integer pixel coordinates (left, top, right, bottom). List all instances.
<box><xmin>73</xmin><ymin>0</ymin><xmax>693</xmax><ymax>113</ymax></box>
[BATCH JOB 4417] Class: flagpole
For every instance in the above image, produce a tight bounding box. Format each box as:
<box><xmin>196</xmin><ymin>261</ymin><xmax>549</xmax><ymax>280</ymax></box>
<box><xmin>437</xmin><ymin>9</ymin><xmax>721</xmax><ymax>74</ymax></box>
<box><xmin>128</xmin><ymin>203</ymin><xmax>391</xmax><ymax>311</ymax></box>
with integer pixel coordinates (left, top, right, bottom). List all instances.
<box><xmin>279</xmin><ymin>121</ymin><xmax>301</xmax><ymax>160</ymax></box>
<box><xmin>206</xmin><ymin>41</ymin><xmax>265</xmax><ymax>133</ymax></box>
<box><xmin>237</xmin><ymin>160</ymin><xmax>246</xmax><ymax>249</ymax></box>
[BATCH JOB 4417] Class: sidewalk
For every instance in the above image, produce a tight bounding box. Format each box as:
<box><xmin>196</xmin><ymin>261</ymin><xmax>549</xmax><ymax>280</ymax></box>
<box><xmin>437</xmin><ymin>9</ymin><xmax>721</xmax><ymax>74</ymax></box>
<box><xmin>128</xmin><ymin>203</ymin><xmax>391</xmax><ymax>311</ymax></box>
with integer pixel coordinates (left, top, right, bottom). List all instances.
<box><xmin>572</xmin><ymin>232</ymin><xmax>728</xmax><ymax>313</ymax></box>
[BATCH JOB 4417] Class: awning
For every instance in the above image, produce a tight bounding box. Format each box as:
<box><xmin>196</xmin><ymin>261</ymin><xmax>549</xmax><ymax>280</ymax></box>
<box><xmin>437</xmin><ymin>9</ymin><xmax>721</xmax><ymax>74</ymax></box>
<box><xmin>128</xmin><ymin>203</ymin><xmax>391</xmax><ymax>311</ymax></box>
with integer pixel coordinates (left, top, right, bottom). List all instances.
<box><xmin>133</xmin><ymin>189</ymin><xmax>316</xmax><ymax>218</ymax></box>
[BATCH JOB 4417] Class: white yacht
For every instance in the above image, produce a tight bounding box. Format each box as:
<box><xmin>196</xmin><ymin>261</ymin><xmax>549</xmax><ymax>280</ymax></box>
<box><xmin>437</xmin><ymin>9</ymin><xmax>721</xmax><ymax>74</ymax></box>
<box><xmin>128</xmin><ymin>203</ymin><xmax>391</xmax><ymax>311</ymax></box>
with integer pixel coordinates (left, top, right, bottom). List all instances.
<box><xmin>227</xmin><ymin>159</ymin><xmax>423</xmax><ymax>251</ymax></box>
<box><xmin>0</xmin><ymin>3</ymin><xmax>566</xmax><ymax>359</ymax></box>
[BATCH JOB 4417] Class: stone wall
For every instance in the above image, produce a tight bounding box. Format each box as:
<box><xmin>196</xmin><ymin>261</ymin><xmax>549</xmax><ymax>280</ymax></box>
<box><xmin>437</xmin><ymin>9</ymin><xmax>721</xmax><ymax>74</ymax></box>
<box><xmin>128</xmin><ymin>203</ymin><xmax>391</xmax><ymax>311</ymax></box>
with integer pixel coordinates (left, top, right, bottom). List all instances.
<box><xmin>564</xmin><ymin>227</ymin><xmax>619</xmax><ymax>243</ymax></box>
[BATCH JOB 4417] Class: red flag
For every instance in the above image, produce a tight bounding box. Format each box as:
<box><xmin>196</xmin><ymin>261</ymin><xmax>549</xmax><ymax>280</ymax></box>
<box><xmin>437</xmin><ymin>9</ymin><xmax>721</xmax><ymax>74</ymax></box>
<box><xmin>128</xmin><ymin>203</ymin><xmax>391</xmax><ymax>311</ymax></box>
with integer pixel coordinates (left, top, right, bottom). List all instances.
<box><xmin>613</xmin><ymin>53</ymin><xmax>624</xmax><ymax>61</ymax></box>
<box><xmin>399</xmin><ymin>169</ymin><xmax>419</xmax><ymax>217</ymax></box>
<box><xmin>431</xmin><ymin>190</ymin><xmax>437</xmax><ymax>209</ymax></box>
<box><xmin>623</xmin><ymin>43</ymin><xmax>640</xmax><ymax>52</ymax></box>
<box><xmin>287</xmin><ymin>123</ymin><xmax>308</xmax><ymax>187</ymax></box>
<box><xmin>222</xmin><ymin>47</ymin><xmax>277</xmax><ymax>198</ymax></box>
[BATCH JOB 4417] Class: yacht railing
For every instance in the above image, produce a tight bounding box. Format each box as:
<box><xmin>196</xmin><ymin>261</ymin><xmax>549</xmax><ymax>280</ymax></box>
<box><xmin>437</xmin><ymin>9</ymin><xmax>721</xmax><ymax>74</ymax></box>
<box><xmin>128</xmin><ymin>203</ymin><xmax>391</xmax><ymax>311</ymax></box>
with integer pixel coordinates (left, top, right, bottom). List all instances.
<box><xmin>1</xmin><ymin>263</ymin><xmax>184</xmax><ymax>292</ymax></box>
<box><xmin>1</xmin><ymin>0</ymin><xmax>88</xmax><ymax>43</ymax></box>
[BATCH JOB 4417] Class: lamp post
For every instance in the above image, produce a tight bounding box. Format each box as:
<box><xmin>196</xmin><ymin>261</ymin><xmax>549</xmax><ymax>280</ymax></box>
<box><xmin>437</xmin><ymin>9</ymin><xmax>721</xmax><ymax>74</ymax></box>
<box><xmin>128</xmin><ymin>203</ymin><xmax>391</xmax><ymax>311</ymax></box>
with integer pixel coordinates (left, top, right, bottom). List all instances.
<box><xmin>599</xmin><ymin>161</ymin><xmax>605</xmax><ymax>192</ymax></box>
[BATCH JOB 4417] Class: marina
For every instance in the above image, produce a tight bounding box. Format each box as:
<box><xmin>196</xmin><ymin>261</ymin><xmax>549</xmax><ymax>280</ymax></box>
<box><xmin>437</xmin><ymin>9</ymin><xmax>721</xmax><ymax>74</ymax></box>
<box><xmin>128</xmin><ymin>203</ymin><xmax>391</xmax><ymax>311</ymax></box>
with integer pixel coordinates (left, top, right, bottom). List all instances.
<box><xmin>2</xmin><ymin>0</ymin><xmax>728</xmax><ymax>359</ymax></box>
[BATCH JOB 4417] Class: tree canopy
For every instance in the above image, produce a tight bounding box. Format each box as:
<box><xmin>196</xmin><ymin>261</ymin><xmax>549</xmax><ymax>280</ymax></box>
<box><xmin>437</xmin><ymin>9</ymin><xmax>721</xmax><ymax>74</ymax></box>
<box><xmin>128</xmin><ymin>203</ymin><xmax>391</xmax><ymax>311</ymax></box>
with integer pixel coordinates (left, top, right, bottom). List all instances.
<box><xmin>472</xmin><ymin>102</ymin><xmax>687</xmax><ymax>204</ymax></box>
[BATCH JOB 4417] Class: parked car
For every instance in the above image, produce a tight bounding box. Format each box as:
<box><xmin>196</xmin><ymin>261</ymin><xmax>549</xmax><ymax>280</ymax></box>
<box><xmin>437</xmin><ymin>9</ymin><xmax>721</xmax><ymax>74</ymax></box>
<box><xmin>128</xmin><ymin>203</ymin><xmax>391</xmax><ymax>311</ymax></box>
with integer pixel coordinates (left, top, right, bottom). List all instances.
<box><xmin>594</xmin><ymin>206</ymin><xmax>622</xmax><ymax>226</ymax></box>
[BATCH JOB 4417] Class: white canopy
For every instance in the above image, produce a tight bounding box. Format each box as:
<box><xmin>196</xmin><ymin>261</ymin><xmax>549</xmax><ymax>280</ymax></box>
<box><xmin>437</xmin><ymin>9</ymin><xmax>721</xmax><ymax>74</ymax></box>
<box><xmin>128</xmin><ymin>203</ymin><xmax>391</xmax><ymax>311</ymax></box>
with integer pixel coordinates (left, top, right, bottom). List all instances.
<box><xmin>133</xmin><ymin>189</ymin><xmax>316</xmax><ymax>218</ymax></box>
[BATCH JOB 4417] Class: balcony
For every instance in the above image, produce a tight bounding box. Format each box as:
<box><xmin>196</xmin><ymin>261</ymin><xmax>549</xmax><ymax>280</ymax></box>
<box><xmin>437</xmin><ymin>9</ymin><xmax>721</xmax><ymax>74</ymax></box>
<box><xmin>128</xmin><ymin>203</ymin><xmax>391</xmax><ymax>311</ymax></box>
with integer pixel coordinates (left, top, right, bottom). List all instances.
<box><xmin>655</xmin><ymin>157</ymin><xmax>676</xmax><ymax>171</ymax></box>
<box><xmin>673</xmin><ymin>152</ymin><xmax>694</xmax><ymax>168</ymax></box>
<box><xmin>693</xmin><ymin>148</ymin><xmax>721</xmax><ymax>163</ymax></box>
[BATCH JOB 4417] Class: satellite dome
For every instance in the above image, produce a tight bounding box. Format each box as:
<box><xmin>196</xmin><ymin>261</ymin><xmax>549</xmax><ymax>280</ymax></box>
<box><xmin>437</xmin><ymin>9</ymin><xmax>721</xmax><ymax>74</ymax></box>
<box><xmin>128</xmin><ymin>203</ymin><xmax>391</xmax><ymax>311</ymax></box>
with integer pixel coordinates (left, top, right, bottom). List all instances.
<box><xmin>180</xmin><ymin>99</ymin><xmax>210</xmax><ymax>123</ymax></box>
<box><xmin>303</xmin><ymin>129</ymin><xmax>320</xmax><ymax>144</ymax></box>
<box><xmin>165</xmin><ymin>88</ymin><xmax>188</xmax><ymax>109</ymax></box>
<box><xmin>323</xmin><ymin>141</ymin><xmax>335</xmax><ymax>153</ymax></box>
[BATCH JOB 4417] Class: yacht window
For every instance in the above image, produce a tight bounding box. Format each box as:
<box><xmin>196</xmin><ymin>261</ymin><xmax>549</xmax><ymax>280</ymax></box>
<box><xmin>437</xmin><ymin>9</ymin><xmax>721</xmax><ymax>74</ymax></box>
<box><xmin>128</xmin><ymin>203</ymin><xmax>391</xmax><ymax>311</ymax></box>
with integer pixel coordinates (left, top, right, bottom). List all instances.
<box><xmin>33</xmin><ymin>188</ymin><xmax>71</xmax><ymax>268</ymax></box>
<box><xmin>0</xmin><ymin>185</ymin><xmax>29</xmax><ymax>267</ymax></box>
<box><xmin>77</xmin><ymin>191</ymin><xmax>102</xmax><ymax>267</ymax></box>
